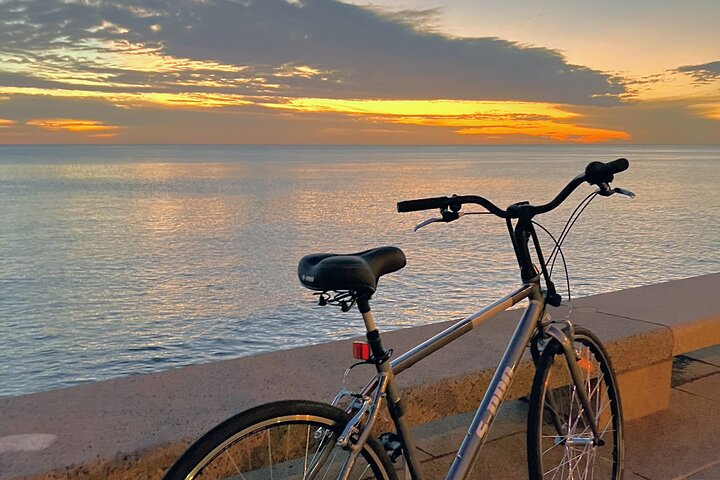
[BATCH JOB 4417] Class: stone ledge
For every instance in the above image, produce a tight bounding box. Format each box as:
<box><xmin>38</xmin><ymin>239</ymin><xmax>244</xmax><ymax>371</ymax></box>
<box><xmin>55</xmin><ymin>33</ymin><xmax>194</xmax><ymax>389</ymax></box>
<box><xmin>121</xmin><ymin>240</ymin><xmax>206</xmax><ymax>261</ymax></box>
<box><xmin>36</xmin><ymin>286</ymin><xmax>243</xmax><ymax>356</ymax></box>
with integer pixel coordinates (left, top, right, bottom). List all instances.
<box><xmin>1</xmin><ymin>273</ymin><xmax>718</xmax><ymax>479</ymax></box>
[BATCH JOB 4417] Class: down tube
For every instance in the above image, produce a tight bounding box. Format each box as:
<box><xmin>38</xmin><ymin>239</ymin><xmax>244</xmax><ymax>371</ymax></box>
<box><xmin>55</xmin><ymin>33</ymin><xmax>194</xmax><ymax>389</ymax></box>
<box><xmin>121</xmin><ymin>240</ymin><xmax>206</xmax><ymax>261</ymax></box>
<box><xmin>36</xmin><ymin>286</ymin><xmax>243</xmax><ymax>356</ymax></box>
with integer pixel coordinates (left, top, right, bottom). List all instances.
<box><xmin>447</xmin><ymin>300</ymin><xmax>542</xmax><ymax>480</ymax></box>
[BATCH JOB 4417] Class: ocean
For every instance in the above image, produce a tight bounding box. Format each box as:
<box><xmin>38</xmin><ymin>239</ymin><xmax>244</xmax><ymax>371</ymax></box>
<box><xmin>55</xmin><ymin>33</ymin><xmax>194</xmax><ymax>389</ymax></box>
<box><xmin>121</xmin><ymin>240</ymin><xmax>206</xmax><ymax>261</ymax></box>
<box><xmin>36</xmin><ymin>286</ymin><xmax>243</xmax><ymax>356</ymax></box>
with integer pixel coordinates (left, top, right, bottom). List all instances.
<box><xmin>1</xmin><ymin>145</ymin><xmax>718</xmax><ymax>397</ymax></box>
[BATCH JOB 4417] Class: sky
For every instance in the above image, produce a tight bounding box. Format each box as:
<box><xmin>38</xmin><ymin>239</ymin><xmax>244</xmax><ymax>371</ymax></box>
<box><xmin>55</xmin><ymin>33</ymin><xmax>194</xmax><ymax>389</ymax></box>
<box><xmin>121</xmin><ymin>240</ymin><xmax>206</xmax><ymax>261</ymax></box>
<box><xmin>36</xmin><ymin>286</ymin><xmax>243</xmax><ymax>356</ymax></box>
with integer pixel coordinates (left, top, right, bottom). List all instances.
<box><xmin>0</xmin><ymin>0</ymin><xmax>718</xmax><ymax>144</ymax></box>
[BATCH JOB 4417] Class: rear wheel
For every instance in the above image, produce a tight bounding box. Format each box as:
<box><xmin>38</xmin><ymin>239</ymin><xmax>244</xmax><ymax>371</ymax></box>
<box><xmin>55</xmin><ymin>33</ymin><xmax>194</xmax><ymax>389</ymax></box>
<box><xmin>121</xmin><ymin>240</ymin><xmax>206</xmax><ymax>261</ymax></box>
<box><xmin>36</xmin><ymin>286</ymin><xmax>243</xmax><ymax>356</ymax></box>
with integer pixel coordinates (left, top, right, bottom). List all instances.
<box><xmin>527</xmin><ymin>327</ymin><xmax>623</xmax><ymax>479</ymax></box>
<box><xmin>164</xmin><ymin>400</ymin><xmax>397</xmax><ymax>480</ymax></box>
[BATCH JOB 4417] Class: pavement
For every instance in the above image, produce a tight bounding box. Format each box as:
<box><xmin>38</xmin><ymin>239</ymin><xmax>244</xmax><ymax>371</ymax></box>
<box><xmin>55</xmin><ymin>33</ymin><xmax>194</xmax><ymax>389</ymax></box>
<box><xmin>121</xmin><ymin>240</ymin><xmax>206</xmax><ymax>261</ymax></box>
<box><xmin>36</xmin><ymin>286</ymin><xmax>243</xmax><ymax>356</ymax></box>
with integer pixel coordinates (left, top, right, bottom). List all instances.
<box><xmin>406</xmin><ymin>344</ymin><xmax>720</xmax><ymax>480</ymax></box>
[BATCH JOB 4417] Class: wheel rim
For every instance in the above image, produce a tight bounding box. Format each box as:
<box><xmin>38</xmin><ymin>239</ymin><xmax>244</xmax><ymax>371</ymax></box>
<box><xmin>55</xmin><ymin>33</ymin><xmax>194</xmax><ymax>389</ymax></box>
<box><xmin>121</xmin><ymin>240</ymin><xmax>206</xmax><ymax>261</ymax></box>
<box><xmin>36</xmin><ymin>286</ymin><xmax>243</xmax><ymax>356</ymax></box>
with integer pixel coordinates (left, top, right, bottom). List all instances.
<box><xmin>187</xmin><ymin>414</ymin><xmax>389</xmax><ymax>480</ymax></box>
<box><xmin>538</xmin><ymin>338</ymin><xmax>620</xmax><ymax>479</ymax></box>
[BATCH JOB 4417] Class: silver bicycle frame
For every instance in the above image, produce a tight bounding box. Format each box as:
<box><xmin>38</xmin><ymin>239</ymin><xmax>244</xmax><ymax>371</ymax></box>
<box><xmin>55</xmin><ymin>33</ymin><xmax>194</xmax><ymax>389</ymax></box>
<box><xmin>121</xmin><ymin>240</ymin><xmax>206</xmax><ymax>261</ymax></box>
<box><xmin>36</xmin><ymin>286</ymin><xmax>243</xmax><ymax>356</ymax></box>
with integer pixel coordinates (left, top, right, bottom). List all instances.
<box><xmin>339</xmin><ymin>281</ymin><xmax>601</xmax><ymax>480</ymax></box>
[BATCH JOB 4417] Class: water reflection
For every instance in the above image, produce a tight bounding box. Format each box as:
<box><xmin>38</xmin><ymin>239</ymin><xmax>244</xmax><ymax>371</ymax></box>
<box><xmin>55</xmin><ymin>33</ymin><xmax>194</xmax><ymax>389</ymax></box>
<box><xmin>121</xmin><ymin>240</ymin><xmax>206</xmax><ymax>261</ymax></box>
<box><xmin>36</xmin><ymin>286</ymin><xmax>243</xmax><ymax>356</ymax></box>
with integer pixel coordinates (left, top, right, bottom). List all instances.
<box><xmin>0</xmin><ymin>145</ymin><xmax>718</xmax><ymax>396</ymax></box>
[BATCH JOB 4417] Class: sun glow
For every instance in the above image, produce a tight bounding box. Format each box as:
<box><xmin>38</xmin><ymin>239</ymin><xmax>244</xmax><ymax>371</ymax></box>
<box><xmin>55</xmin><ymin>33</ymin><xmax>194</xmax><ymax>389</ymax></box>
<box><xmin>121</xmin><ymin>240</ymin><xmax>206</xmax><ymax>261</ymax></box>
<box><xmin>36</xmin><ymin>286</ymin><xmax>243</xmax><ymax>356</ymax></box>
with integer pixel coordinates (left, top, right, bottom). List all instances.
<box><xmin>265</xmin><ymin>98</ymin><xmax>630</xmax><ymax>142</ymax></box>
<box><xmin>456</xmin><ymin>122</ymin><xmax>629</xmax><ymax>142</ymax></box>
<box><xmin>268</xmin><ymin>98</ymin><xmax>579</xmax><ymax>118</ymax></box>
<box><xmin>0</xmin><ymin>86</ymin><xmax>251</xmax><ymax>109</ymax></box>
<box><xmin>27</xmin><ymin>119</ymin><xmax>122</xmax><ymax>135</ymax></box>
<box><xmin>690</xmin><ymin>101</ymin><xmax>720</xmax><ymax>121</ymax></box>
<box><xmin>103</xmin><ymin>41</ymin><xmax>246</xmax><ymax>74</ymax></box>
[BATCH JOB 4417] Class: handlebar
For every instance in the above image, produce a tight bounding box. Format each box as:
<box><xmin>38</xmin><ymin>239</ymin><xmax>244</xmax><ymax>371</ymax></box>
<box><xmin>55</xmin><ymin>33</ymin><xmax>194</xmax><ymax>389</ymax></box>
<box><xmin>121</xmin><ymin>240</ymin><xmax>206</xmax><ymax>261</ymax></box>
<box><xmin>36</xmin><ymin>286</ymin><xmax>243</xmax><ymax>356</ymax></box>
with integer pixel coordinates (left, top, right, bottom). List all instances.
<box><xmin>397</xmin><ymin>158</ymin><xmax>629</xmax><ymax>219</ymax></box>
<box><xmin>397</xmin><ymin>194</ymin><xmax>508</xmax><ymax>217</ymax></box>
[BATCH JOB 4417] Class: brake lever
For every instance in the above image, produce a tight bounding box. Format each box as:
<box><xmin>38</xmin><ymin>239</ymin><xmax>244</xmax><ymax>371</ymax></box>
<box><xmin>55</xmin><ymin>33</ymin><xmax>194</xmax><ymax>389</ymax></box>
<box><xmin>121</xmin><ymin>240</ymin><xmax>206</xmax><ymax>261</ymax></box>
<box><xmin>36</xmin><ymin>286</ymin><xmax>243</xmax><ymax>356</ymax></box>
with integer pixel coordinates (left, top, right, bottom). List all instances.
<box><xmin>413</xmin><ymin>217</ymin><xmax>442</xmax><ymax>232</ymax></box>
<box><xmin>596</xmin><ymin>183</ymin><xmax>636</xmax><ymax>199</ymax></box>
<box><xmin>612</xmin><ymin>187</ymin><xmax>636</xmax><ymax>198</ymax></box>
<box><xmin>413</xmin><ymin>211</ymin><xmax>465</xmax><ymax>232</ymax></box>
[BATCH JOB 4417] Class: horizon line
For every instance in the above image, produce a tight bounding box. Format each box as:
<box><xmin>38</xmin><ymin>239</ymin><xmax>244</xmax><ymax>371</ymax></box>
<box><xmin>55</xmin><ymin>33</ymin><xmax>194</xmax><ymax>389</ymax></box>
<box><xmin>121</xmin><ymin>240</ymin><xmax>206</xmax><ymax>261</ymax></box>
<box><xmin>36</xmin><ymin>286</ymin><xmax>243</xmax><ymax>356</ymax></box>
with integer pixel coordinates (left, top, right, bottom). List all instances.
<box><xmin>1</xmin><ymin>143</ymin><xmax>719</xmax><ymax>147</ymax></box>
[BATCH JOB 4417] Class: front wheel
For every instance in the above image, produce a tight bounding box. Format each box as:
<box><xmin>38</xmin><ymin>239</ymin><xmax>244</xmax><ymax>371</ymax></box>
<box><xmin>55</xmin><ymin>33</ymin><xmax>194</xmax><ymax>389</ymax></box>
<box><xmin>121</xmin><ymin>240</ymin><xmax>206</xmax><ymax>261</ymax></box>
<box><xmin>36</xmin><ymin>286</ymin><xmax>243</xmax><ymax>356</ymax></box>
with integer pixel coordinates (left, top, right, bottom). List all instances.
<box><xmin>527</xmin><ymin>327</ymin><xmax>624</xmax><ymax>479</ymax></box>
<box><xmin>164</xmin><ymin>399</ymin><xmax>397</xmax><ymax>480</ymax></box>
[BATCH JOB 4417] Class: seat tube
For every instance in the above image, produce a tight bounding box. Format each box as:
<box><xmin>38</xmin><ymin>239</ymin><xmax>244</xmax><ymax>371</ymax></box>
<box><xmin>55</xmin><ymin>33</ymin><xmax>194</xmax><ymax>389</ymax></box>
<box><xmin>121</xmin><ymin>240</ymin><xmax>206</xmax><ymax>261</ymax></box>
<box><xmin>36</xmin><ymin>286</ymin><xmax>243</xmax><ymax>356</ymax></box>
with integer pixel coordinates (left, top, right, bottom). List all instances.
<box><xmin>356</xmin><ymin>298</ymin><xmax>424</xmax><ymax>480</ymax></box>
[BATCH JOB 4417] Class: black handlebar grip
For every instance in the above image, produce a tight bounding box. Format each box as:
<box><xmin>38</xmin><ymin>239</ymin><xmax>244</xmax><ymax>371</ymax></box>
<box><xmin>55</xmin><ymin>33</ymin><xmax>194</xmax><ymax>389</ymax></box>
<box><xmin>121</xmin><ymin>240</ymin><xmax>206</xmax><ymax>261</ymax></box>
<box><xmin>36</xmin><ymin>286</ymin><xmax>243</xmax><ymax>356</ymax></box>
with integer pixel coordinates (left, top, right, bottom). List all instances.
<box><xmin>397</xmin><ymin>196</ymin><xmax>449</xmax><ymax>213</ymax></box>
<box><xmin>585</xmin><ymin>158</ymin><xmax>629</xmax><ymax>185</ymax></box>
<box><xmin>606</xmin><ymin>158</ymin><xmax>629</xmax><ymax>174</ymax></box>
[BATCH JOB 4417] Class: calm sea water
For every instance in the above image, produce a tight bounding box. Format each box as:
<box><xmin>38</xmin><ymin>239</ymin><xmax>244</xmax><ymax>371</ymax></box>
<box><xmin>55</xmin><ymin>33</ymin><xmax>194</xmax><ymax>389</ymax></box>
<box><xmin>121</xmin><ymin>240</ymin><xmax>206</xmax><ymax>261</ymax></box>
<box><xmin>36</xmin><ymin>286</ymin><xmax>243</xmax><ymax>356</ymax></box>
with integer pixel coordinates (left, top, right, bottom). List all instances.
<box><xmin>1</xmin><ymin>145</ymin><xmax>718</xmax><ymax>397</ymax></box>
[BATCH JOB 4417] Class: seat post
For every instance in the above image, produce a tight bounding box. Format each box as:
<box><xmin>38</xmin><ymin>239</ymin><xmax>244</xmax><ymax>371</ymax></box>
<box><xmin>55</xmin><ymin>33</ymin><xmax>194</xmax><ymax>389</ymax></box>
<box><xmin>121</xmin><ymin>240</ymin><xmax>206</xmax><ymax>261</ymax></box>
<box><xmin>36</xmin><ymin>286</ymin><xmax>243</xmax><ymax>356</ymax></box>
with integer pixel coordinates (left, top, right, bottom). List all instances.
<box><xmin>356</xmin><ymin>297</ymin><xmax>377</xmax><ymax>332</ymax></box>
<box><xmin>357</xmin><ymin>296</ymin><xmax>388</xmax><ymax>366</ymax></box>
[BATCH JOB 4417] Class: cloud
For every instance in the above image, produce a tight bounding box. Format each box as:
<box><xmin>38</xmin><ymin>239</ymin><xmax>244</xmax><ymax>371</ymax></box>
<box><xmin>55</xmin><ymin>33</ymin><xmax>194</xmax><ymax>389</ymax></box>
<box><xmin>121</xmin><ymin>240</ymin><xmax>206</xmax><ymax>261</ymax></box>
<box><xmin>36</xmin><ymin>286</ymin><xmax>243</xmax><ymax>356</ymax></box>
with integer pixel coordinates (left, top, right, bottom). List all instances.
<box><xmin>0</xmin><ymin>0</ymin><xmax>623</xmax><ymax>105</ymax></box>
<box><xmin>263</xmin><ymin>98</ymin><xmax>629</xmax><ymax>142</ymax></box>
<box><xmin>676</xmin><ymin>60</ymin><xmax>720</xmax><ymax>84</ymax></box>
<box><xmin>26</xmin><ymin>118</ymin><xmax>122</xmax><ymax>136</ymax></box>
<box><xmin>361</xmin><ymin>5</ymin><xmax>445</xmax><ymax>33</ymax></box>
<box><xmin>575</xmin><ymin>96</ymin><xmax>720</xmax><ymax>144</ymax></box>
<box><xmin>13</xmin><ymin>0</ymin><xmax>718</xmax><ymax>144</ymax></box>
<box><xmin>689</xmin><ymin>101</ymin><xmax>720</xmax><ymax>121</ymax></box>
<box><xmin>454</xmin><ymin>122</ymin><xmax>629</xmax><ymax>143</ymax></box>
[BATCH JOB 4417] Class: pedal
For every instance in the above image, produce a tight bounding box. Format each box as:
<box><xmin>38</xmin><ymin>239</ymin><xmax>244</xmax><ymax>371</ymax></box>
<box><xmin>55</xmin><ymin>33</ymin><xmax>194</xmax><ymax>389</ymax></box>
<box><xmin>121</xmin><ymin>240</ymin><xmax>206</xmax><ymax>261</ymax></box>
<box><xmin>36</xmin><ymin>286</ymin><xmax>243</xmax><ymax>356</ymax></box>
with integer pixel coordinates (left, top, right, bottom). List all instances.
<box><xmin>379</xmin><ymin>432</ymin><xmax>403</xmax><ymax>463</ymax></box>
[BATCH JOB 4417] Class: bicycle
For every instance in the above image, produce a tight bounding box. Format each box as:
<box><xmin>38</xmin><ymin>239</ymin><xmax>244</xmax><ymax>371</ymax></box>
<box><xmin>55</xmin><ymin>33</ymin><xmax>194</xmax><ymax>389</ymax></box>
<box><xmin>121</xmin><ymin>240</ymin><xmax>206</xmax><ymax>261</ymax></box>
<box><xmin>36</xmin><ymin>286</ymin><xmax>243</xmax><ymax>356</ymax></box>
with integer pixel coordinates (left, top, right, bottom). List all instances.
<box><xmin>164</xmin><ymin>159</ymin><xmax>634</xmax><ymax>480</ymax></box>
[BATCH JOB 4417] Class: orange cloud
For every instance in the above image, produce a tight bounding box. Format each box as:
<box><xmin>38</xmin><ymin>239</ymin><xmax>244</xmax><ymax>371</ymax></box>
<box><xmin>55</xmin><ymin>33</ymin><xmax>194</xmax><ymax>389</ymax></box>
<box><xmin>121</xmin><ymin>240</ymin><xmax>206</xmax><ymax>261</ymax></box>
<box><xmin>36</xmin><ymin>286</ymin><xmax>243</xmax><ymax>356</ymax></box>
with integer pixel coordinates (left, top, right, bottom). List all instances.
<box><xmin>689</xmin><ymin>102</ymin><xmax>720</xmax><ymax>121</ymax></box>
<box><xmin>455</xmin><ymin>122</ymin><xmax>630</xmax><ymax>143</ymax></box>
<box><xmin>264</xmin><ymin>98</ymin><xmax>630</xmax><ymax>142</ymax></box>
<box><xmin>267</xmin><ymin>98</ymin><xmax>579</xmax><ymax>118</ymax></box>
<box><xmin>0</xmin><ymin>119</ymin><xmax>15</xmax><ymax>127</ymax></box>
<box><xmin>0</xmin><ymin>86</ymin><xmax>252</xmax><ymax>109</ymax></box>
<box><xmin>27</xmin><ymin>119</ymin><xmax>122</xmax><ymax>135</ymax></box>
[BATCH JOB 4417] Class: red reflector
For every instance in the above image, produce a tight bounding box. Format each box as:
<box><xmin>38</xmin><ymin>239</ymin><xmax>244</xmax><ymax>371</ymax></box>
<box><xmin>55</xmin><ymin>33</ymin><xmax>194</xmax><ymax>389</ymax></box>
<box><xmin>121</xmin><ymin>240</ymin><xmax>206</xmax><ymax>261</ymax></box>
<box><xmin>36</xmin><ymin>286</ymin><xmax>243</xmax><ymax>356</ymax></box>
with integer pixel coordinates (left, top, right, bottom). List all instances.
<box><xmin>353</xmin><ymin>341</ymin><xmax>371</xmax><ymax>361</ymax></box>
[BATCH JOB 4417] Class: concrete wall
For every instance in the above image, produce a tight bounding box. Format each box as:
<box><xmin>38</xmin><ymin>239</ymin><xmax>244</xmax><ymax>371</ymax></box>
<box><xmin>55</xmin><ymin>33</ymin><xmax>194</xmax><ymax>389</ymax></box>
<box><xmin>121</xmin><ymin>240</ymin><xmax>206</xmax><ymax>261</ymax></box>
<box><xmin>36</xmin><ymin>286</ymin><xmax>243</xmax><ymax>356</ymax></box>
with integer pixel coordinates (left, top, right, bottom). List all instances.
<box><xmin>1</xmin><ymin>273</ymin><xmax>718</xmax><ymax>479</ymax></box>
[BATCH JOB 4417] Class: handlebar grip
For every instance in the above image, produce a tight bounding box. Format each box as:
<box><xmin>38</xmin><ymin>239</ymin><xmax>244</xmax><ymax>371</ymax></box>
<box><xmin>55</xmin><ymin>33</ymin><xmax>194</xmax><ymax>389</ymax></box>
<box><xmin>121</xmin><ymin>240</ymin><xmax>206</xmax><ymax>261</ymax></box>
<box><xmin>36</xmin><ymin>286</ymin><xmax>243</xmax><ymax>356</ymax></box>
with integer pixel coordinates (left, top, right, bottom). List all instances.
<box><xmin>585</xmin><ymin>158</ymin><xmax>629</xmax><ymax>185</ymax></box>
<box><xmin>606</xmin><ymin>158</ymin><xmax>629</xmax><ymax>174</ymax></box>
<box><xmin>397</xmin><ymin>196</ymin><xmax>449</xmax><ymax>213</ymax></box>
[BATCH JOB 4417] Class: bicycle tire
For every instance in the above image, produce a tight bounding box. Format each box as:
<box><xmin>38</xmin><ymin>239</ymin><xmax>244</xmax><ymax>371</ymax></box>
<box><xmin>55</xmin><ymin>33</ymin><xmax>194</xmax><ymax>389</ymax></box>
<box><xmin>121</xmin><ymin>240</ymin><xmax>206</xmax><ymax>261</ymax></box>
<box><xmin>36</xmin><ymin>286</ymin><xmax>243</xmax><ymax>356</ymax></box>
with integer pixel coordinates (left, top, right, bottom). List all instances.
<box><xmin>527</xmin><ymin>327</ymin><xmax>624</xmax><ymax>479</ymax></box>
<box><xmin>163</xmin><ymin>399</ymin><xmax>398</xmax><ymax>480</ymax></box>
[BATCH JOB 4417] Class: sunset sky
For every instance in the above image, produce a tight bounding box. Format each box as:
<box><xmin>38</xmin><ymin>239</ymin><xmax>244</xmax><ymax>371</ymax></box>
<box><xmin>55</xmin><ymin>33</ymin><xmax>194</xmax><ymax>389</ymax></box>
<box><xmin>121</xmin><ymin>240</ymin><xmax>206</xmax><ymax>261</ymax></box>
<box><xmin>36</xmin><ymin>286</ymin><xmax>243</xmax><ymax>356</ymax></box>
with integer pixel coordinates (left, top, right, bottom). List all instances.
<box><xmin>0</xmin><ymin>0</ymin><xmax>718</xmax><ymax>144</ymax></box>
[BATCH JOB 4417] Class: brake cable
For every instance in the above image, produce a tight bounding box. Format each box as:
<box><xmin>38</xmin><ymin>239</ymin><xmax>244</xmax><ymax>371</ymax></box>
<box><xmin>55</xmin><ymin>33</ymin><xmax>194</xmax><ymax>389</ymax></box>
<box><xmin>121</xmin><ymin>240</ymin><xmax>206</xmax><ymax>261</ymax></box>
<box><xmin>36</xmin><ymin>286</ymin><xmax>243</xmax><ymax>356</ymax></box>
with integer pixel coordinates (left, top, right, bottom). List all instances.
<box><xmin>531</xmin><ymin>190</ymin><xmax>602</xmax><ymax>302</ymax></box>
<box><xmin>547</xmin><ymin>191</ymin><xmax>598</xmax><ymax>269</ymax></box>
<box><xmin>532</xmin><ymin>220</ymin><xmax>572</xmax><ymax>302</ymax></box>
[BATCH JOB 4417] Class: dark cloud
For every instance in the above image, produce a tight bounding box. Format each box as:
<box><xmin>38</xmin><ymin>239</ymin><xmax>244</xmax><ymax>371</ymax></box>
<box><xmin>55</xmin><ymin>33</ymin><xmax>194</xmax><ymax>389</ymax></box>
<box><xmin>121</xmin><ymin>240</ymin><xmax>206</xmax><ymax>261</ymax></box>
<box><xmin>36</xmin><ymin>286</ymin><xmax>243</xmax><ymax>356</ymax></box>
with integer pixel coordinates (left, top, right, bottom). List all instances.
<box><xmin>0</xmin><ymin>0</ymin><xmax>624</xmax><ymax>105</ymax></box>
<box><xmin>360</xmin><ymin>5</ymin><xmax>445</xmax><ymax>33</ymax></box>
<box><xmin>676</xmin><ymin>60</ymin><xmax>720</xmax><ymax>84</ymax></box>
<box><xmin>575</xmin><ymin>98</ymin><xmax>720</xmax><ymax>145</ymax></box>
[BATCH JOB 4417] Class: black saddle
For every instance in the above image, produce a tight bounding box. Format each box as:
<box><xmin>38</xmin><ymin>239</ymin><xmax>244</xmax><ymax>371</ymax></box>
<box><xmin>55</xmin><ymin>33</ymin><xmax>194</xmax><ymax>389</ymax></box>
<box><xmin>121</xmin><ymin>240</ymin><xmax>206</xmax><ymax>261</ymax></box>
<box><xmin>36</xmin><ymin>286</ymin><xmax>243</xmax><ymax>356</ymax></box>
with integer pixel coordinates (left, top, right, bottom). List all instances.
<box><xmin>298</xmin><ymin>246</ymin><xmax>406</xmax><ymax>295</ymax></box>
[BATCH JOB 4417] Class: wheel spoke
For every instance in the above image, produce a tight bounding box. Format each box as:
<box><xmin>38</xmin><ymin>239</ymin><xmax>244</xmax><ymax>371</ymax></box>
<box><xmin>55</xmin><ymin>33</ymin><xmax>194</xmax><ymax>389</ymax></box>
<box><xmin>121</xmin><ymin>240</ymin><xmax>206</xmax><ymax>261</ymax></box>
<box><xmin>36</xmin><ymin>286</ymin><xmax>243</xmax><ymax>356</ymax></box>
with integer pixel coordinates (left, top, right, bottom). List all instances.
<box><xmin>542</xmin><ymin>441</ymin><xmax>562</xmax><ymax>456</ymax></box>
<box><xmin>357</xmin><ymin>463</ymin><xmax>372</xmax><ymax>480</ymax></box>
<box><xmin>267</xmin><ymin>428</ymin><xmax>274</xmax><ymax>480</ymax></box>
<box><xmin>302</xmin><ymin>426</ymin><xmax>310</xmax><ymax>480</ymax></box>
<box><xmin>545</xmin><ymin>447</ymin><xmax>586</xmax><ymax>476</ymax></box>
<box><xmin>320</xmin><ymin>449</ymin><xmax>340</xmax><ymax>480</ymax></box>
<box><xmin>285</xmin><ymin>425</ymin><xmax>291</xmax><ymax>477</ymax></box>
<box><xmin>224</xmin><ymin>449</ymin><xmax>247</xmax><ymax>479</ymax></box>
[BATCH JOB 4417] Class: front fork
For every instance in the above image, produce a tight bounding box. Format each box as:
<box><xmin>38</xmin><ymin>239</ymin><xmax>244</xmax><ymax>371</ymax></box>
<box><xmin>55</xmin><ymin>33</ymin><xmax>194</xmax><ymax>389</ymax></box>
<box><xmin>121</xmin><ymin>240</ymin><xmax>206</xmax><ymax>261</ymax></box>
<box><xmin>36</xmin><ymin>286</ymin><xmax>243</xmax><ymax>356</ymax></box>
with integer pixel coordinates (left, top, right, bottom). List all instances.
<box><xmin>535</xmin><ymin>318</ymin><xmax>603</xmax><ymax>445</ymax></box>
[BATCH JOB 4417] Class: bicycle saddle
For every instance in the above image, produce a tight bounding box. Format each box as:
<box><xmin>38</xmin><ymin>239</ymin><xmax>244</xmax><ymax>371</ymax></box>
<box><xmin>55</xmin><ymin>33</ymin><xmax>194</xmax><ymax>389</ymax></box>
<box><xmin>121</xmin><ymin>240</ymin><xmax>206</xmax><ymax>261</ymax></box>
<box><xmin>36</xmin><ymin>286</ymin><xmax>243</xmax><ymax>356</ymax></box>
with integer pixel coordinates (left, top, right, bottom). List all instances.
<box><xmin>298</xmin><ymin>246</ymin><xmax>406</xmax><ymax>295</ymax></box>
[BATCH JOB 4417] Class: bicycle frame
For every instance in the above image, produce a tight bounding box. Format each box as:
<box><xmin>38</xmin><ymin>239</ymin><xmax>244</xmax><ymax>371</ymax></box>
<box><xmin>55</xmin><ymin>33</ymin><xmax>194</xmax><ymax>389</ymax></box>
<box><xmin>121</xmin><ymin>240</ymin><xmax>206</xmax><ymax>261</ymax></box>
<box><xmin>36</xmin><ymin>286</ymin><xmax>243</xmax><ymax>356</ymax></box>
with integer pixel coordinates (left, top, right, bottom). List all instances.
<box><xmin>334</xmin><ymin>279</ymin><xmax>603</xmax><ymax>480</ymax></box>
<box><xmin>328</xmin><ymin>191</ymin><xmax>617</xmax><ymax>480</ymax></box>
<box><xmin>162</xmin><ymin>160</ymin><xmax>629</xmax><ymax>480</ymax></box>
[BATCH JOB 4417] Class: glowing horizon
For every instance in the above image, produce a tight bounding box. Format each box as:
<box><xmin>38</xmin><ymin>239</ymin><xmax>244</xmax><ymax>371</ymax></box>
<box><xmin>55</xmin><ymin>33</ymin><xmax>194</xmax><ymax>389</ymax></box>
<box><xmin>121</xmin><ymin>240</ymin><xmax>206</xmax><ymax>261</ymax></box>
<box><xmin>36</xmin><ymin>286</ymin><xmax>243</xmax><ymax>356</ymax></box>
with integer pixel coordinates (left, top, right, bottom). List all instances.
<box><xmin>264</xmin><ymin>98</ymin><xmax>628</xmax><ymax>142</ymax></box>
<box><xmin>0</xmin><ymin>0</ymin><xmax>717</xmax><ymax>144</ymax></box>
